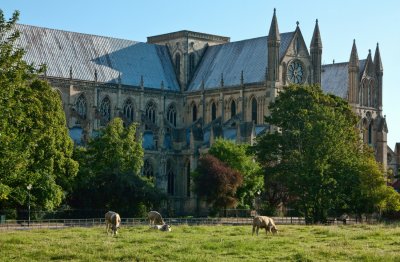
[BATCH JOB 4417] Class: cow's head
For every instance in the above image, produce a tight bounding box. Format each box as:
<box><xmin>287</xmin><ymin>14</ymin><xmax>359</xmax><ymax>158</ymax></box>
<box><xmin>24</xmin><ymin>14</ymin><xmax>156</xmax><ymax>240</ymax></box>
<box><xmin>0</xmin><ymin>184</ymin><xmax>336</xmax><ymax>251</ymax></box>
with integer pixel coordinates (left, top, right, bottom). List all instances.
<box><xmin>161</xmin><ymin>224</ymin><xmax>171</xmax><ymax>232</ymax></box>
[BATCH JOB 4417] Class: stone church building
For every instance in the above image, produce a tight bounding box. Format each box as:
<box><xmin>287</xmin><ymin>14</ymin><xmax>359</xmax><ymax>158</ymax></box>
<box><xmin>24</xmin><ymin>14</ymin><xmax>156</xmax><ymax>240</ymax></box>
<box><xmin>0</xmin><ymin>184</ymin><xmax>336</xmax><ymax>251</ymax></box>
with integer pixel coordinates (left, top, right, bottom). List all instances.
<box><xmin>15</xmin><ymin>10</ymin><xmax>391</xmax><ymax>214</ymax></box>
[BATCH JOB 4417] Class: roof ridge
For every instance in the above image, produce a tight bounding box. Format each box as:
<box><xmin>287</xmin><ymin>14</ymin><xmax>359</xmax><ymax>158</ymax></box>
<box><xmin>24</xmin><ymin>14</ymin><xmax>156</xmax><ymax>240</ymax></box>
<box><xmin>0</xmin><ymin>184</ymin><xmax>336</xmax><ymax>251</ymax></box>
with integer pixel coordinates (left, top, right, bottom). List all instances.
<box><xmin>210</xmin><ymin>31</ymin><xmax>295</xmax><ymax>47</ymax></box>
<box><xmin>16</xmin><ymin>23</ymin><xmax>142</xmax><ymax>44</ymax></box>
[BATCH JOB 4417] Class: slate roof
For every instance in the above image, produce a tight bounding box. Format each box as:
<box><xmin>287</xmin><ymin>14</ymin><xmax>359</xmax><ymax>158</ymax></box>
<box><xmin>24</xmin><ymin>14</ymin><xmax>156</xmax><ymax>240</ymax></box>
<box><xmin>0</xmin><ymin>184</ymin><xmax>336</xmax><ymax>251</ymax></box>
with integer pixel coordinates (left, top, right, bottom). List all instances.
<box><xmin>15</xmin><ymin>24</ymin><xmax>180</xmax><ymax>91</ymax></box>
<box><xmin>188</xmin><ymin>32</ymin><xmax>295</xmax><ymax>91</ymax></box>
<box><xmin>321</xmin><ymin>59</ymin><xmax>366</xmax><ymax>99</ymax></box>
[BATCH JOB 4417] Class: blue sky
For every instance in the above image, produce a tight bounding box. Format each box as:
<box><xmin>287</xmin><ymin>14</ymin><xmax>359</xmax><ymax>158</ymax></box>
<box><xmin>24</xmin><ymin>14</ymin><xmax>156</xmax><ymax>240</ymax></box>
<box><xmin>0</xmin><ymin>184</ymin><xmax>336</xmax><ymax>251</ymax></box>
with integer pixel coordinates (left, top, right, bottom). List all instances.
<box><xmin>2</xmin><ymin>0</ymin><xmax>399</xmax><ymax>148</ymax></box>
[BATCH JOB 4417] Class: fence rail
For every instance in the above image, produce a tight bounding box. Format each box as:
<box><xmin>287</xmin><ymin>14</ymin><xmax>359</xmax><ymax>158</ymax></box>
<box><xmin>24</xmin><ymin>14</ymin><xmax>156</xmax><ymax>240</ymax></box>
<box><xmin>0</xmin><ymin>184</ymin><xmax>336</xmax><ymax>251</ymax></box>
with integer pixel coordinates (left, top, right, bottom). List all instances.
<box><xmin>0</xmin><ymin>216</ymin><xmax>375</xmax><ymax>231</ymax></box>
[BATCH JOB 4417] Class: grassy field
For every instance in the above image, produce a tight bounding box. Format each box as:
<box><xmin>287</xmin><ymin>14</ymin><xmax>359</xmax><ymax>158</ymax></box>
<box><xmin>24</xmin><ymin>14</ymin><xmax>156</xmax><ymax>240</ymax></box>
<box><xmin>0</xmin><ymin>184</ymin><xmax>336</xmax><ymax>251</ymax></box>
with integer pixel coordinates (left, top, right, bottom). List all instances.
<box><xmin>1</xmin><ymin>224</ymin><xmax>400</xmax><ymax>261</ymax></box>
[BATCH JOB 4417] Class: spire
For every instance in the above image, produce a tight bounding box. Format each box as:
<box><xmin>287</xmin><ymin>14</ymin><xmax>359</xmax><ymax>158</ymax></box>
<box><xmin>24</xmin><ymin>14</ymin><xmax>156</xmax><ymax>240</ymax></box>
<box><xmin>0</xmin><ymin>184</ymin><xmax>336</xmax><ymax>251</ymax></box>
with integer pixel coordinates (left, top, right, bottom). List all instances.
<box><xmin>310</xmin><ymin>19</ymin><xmax>322</xmax><ymax>84</ymax></box>
<box><xmin>374</xmin><ymin>43</ymin><xmax>383</xmax><ymax>73</ymax></box>
<box><xmin>365</xmin><ymin>49</ymin><xmax>375</xmax><ymax>76</ymax></box>
<box><xmin>310</xmin><ymin>19</ymin><xmax>322</xmax><ymax>49</ymax></box>
<box><xmin>268</xmin><ymin>8</ymin><xmax>280</xmax><ymax>41</ymax></box>
<box><xmin>349</xmin><ymin>39</ymin><xmax>359</xmax><ymax>67</ymax></box>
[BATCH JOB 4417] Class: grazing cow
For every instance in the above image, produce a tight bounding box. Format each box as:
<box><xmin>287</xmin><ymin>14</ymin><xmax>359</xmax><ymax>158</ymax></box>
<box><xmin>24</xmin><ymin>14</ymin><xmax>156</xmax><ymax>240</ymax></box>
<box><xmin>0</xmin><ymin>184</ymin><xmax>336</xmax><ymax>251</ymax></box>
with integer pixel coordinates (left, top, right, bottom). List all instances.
<box><xmin>105</xmin><ymin>211</ymin><xmax>121</xmax><ymax>235</ymax></box>
<box><xmin>148</xmin><ymin>211</ymin><xmax>165</xmax><ymax>226</ymax></box>
<box><xmin>252</xmin><ymin>216</ymin><xmax>278</xmax><ymax>236</ymax></box>
<box><xmin>151</xmin><ymin>224</ymin><xmax>172</xmax><ymax>232</ymax></box>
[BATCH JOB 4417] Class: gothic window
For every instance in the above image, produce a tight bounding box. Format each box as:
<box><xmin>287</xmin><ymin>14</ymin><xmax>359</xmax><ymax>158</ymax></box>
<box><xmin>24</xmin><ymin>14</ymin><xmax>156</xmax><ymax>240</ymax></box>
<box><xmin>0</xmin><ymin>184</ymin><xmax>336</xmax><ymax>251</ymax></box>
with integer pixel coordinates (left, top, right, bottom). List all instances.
<box><xmin>294</xmin><ymin>37</ymin><xmax>300</xmax><ymax>55</ymax></box>
<box><xmin>99</xmin><ymin>97</ymin><xmax>111</xmax><ymax>126</ymax></box>
<box><xmin>189</xmin><ymin>53</ymin><xmax>195</xmax><ymax>79</ymax></box>
<box><xmin>230</xmin><ymin>100</ymin><xmax>236</xmax><ymax>118</ymax></box>
<box><xmin>186</xmin><ymin>161</ymin><xmax>191</xmax><ymax>197</ymax></box>
<box><xmin>167</xmin><ymin>160</ymin><xmax>175</xmax><ymax>195</ymax></box>
<box><xmin>146</xmin><ymin>101</ymin><xmax>156</xmax><ymax>124</ymax></box>
<box><xmin>363</xmin><ymin>80</ymin><xmax>369</xmax><ymax>106</ymax></box>
<box><xmin>123</xmin><ymin>99</ymin><xmax>135</xmax><ymax>125</ymax></box>
<box><xmin>251</xmin><ymin>97</ymin><xmax>258</xmax><ymax>124</ymax></box>
<box><xmin>175</xmin><ymin>53</ymin><xmax>181</xmax><ymax>78</ymax></box>
<box><xmin>143</xmin><ymin>159</ymin><xmax>154</xmax><ymax>182</ymax></box>
<box><xmin>192</xmin><ymin>104</ymin><xmax>197</xmax><ymax>122</ymax></box>
<box><xmin>359</xmin><ymin>79</ymin><xmax>364</xmax><ymax>105</ymax></box>
<box><xmin>167</xmin><ymin>103</ymin><xmax>177</xmax><ymax>127</ymax></box>
<box><xmin>76</xmin><ymin>94</ymin><xmax>87</xmax><ymax>120</ymax></box>
<box><xmin>369</xmin><ymin>79</ymin><xmax>374</xmax><ymax>107</ymax></box>
<box><xmin>211</xmin><ymin>102</ymin><xmax>217</xmax><ymax>121</ymax></box>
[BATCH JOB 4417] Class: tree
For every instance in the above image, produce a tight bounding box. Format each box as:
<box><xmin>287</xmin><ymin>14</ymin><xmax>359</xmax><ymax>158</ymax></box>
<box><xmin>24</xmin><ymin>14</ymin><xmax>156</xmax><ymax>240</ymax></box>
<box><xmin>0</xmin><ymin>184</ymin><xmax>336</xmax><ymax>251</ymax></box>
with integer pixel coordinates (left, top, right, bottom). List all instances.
<box><xmin>253</xmin><ymin>84</ymin><xmax>400</xmax><ymax>223</ymax></box>
<box><xmin>192</xmin><ymin>154</ymin><xmax>243</xmax><ymax>214</ymax></box>
<box><xmin>69</xmin><ymin>118</ymin><xmax>164</xmax><ymax>217</ymax></box>
<box><xmin>0</xmin><ymin>10</ymin><xmax>78</xmax><ymax>213</ymax></box>
<box><xmin>208</xmin><ymin>138</ymin><xmax>263</xmax><ymax>209</ymax></box>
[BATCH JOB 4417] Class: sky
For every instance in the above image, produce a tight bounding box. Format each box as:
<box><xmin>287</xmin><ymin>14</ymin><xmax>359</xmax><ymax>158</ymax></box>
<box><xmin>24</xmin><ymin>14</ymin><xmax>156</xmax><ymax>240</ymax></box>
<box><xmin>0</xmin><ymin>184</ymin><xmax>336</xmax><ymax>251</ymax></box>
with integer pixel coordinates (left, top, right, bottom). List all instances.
<box><xmin>2</xmin><ymin>0</ymin><xmax>399</xmax><ymax>148</ymax></box>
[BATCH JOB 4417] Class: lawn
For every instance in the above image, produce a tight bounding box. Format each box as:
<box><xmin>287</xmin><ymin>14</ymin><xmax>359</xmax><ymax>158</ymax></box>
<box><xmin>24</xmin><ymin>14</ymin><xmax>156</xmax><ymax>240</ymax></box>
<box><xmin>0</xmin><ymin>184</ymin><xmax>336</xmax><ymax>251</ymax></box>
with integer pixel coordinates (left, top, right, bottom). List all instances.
<box><xmin>0</xmin><ymin>224</ymin><xmax>399</xmax><ymax>261</ymax></box>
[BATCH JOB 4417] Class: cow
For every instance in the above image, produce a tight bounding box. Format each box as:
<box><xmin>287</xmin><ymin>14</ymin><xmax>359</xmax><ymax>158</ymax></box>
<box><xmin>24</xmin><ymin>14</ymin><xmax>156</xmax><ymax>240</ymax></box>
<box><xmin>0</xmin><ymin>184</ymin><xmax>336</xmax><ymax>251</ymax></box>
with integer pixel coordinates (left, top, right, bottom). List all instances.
<box><xmin>151</xmin><ymin>224</ymin><xmax>172</xmax><ymax>232</ymax></box>
<box><xmin>148</xmin><ymin>211</ymin><xmax>165</xmax><ymax>226</ymax></box>
<box><xmin>105</xmin><ymin>211</ymin><xmax>121</xmax><ymax>236</ymax></box>
<box><xmin>252</xmin><ymin>216</ymin><xmax>278</xmax><ymax>236</ymax></box>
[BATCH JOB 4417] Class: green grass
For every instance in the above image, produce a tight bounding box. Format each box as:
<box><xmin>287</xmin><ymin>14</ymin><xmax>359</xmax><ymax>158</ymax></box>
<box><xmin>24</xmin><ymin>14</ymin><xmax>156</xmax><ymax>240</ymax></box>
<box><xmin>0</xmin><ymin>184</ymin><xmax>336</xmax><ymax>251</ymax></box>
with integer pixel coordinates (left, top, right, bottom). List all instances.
<box><xmin>1</xmin><ymin>224</ymin><xmax>400</xmax><ymax>261</ymax></box>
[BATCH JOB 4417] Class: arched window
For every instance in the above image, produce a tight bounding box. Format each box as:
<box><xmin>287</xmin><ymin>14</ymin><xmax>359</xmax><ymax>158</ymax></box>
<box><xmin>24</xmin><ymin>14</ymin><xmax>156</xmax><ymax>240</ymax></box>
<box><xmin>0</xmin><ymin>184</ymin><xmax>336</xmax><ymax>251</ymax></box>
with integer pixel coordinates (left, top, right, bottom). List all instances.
<box><xmin>192</xmin><ymin>104</ymin><xmax>197</xmax><ymax>122</ymax></box>
<box><xmin>175</xmin><ymin>53</ymin><xmax>181</xmax><ymax>78</ymax></box>
<box><xmin>230</xmin><ymin>100</ymin><xmax>236</xmax><ymax>118</ymax></box>
<box><xmin>251</xmin><ymin>97</ymin><xmax>258</xmax><ymax>124</ymax></box>
<box><xmin>143</xmin><ymin>159</ymin><xmax>154</xmax><ymax>182</ymax></box>
<box><xmin>167</xmin><ymin>160</ymin><xmax>174</xmax><ymax>195</ymax></box>
<box><xmin>211</xmin><ymin>102</ymin><xmax>217</xmax><ymax>121</ymax></box>
<box><xmin>294</xmin><ymin>37</ymin><xmax>300</xmax><ymax>54</ymax></box>
<box><xmin>99</xmin><ymin>97</ymin><xmax>111</xmax><ymax>126</ymax></box>
<box><xmin>363</xmin><ymin>80</ymin><xmax>369</xmax><ymax>106</ymax></box>
<box><xmin>167</xmin><ymin>104</ymin><xmax>177</xmax><ymax>127</ymax></box>
<box><xmin>189</xmin><ymin>53</ymin><xmax>195</xmax><ymax>79</ymax></box>
<box><xmin>76</xmin><ymin>94</ymin><xmax>87</xmax><ymax>120</ymax></box>
<box><xmin>123</xmin><ymin>99</ymin><xmax>135</xmax><ymax>124</ymax></box>
<box><xmin>369</xmin><ymin>79</ymin><xmax>374</xmax><ymax>107</ymax></box>
<box><xmin>186</xmin><ymin>161</ymin><xmax>191</xmax><ymax>197</ymax></box>
<box><xmin>146</xmin><ymin>101</ymin><xmax>156</xmax><ymax>124</ymax></box>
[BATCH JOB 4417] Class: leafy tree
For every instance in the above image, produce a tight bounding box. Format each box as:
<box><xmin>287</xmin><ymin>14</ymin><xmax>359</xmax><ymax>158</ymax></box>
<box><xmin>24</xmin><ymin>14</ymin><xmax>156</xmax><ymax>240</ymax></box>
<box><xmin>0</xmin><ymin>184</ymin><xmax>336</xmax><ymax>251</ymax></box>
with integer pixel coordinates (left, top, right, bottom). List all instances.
<box><xmin>208</xmin><ymin>138</ymin><xmax>263</xmax><ymax>209</ymax></box>
<box><xmin>69</xmin><ymin>118</ymin><xmax>164</xmax><ymax>217</ymax></box>
<box><xmin>192</xmin><ymin>154</ymin><xmax>243</xmax><ymax>214</ymax></box>
<box><xmin>0</xmin><ymin>10</ymin><xmax>78</xmax><ymax>213</ymax></box>
<box><xmin>253</xmin><ymin>84</ymin><xmax>400</xmax><ymax>223</ymax></box>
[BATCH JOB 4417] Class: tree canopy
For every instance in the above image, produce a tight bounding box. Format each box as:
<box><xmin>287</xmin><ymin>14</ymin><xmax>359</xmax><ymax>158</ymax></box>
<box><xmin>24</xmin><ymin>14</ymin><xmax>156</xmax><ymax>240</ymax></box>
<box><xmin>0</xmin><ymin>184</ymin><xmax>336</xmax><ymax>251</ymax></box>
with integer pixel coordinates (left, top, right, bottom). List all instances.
<box><xmin>207</xmin><ymin>138</ymin><xmax>263</xmax><ymax>209</ymax></box>
<box><xmin>0</xmin><ymin>10</ymin><xmax>78</xmax><ymax>212</ymax></box>
<box><xmin>192</xmin><ymin>154</ymin><xmax>243</xmax><ymax>214</ymax></box>
<box><xmin>253</xmin><ymin>84</ymin><xmax>400</xmax><ymax>223</ymax></box>
<box><xmin>68</xmin><ymin>118</ymin><xmax>164</xmax><ymax>217</ymax></box>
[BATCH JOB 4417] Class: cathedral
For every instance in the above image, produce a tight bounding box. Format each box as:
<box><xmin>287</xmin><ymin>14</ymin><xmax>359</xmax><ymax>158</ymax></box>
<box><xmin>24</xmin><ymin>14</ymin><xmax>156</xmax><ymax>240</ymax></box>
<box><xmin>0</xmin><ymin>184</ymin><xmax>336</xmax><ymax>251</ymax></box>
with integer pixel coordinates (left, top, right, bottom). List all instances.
<box><xmin>15</xmin><ymin>9</ymin><xmax>393</xmax><ymax>214</ymax></box>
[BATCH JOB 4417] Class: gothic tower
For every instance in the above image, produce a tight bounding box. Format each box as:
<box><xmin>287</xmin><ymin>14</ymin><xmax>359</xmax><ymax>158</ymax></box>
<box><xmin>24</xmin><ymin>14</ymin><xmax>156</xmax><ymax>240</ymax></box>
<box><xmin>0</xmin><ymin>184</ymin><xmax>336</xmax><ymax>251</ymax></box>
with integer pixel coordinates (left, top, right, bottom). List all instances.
<box><xmin>310</xmin><ymin>19</ymin><xmax>322</xmax><ymax>85</ymax></box>
<box><xmin>267</xmin><ymin>8</ymin><xmax>280</xmax><ymax>87</ymax></box>
<box><xmin>348</xmin><ymin>40</ymin><xmax>359</xmax><ymax>105</ymax></box>
<box><xmin>374</xmin><ymin>43</ymin><xmax>383</xmax><ymax>114</ymax></box>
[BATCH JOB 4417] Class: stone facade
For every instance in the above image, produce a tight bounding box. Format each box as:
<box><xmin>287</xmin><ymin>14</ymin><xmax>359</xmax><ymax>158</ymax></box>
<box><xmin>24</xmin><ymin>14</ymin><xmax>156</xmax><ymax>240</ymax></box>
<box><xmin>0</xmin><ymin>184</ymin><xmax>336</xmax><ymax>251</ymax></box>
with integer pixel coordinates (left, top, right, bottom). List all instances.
<box><xmin>16</xmin><ymin>10</ymin><xmax>390</xmax><ymax>215</ymax></box>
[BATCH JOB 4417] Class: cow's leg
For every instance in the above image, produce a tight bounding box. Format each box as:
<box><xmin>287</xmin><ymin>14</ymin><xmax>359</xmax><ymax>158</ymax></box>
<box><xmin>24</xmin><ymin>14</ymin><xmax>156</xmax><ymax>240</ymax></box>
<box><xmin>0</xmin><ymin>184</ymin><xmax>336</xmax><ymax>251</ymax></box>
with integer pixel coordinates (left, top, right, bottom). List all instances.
<box><xmin>256</xmin><ymin>226</ymin><xmax>259</xmax><ymax>236</ymax></box>
<box><xmin>252</xmin><ymin>225</ymin><xmax>255</xmax><ymax>236</ymax></box>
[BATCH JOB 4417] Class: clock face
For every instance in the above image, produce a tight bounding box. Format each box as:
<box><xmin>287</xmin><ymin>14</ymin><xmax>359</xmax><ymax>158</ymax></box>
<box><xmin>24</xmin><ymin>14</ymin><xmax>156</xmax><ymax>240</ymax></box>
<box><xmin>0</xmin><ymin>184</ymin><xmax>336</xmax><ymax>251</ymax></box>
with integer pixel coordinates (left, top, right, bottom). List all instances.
<box><xmin>287</xmin><ymin>60</ymin><xmax>305</xmax><ymax>84</ymax></box>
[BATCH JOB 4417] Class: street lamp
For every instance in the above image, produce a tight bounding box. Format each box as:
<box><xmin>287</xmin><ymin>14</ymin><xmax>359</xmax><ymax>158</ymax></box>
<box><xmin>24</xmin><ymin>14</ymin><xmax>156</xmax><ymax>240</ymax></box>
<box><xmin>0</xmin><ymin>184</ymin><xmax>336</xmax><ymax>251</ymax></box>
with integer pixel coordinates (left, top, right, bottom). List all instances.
<box><xmin>27</xmin><ymin>184</ymin><xmax>32</xmax><ymax>227</ymax></box>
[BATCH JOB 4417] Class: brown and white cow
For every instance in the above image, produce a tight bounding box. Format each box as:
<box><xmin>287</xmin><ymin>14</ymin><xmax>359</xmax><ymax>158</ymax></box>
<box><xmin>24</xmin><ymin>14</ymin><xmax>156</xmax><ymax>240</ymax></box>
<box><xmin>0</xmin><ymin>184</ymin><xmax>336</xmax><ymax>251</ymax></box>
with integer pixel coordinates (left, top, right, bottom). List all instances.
<box><xmin>252</xmin><ymin>216</ymin><xmax>278</xmax><ymax>236</ymax></box>
<box><xmin>147</xmin><ymin>211</ymin><xmax>165</xmax><ymax>226</ymax></box>
<box><xmin>105</xmin><ymin>211</ymin><xmax>121</xmax><ymax>235</ymax></box>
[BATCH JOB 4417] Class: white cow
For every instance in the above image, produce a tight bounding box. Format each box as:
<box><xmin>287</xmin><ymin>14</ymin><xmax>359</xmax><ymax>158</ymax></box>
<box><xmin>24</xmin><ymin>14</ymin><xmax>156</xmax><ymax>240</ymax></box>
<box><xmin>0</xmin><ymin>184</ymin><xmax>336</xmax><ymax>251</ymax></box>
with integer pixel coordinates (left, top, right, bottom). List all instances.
<box><xmin>105</xmin><ymin>211</ymin><xmax>121</xmax><ymax>235</ymax></box>
<box><xmin>252</xmin><ymin>216</ymin><xmax>278</xmax><ymax>236</ymax></box>
<box><xmin>151</xmin><ymin>224</ymin><xmax>172</xmax><ymax>232</ymax></box>
<box><xmin>148</xmin><ymin>211</ymin><xmax>165</xmax><ymax>226</ymax></box>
